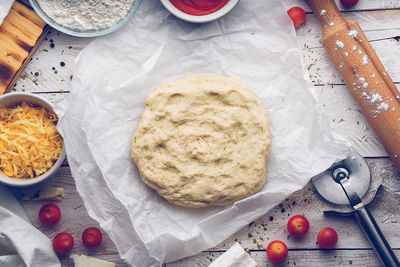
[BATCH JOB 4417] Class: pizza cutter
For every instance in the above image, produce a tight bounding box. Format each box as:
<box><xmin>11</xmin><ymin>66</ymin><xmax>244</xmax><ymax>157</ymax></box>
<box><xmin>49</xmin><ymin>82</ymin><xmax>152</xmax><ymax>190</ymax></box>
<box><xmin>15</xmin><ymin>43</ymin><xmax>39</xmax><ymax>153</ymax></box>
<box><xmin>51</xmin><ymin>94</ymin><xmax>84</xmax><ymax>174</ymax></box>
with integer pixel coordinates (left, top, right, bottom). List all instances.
<box><xmin>312</xmin><ymin>149</ymin><xmax>400</xmax><ymax>267</ymax></box>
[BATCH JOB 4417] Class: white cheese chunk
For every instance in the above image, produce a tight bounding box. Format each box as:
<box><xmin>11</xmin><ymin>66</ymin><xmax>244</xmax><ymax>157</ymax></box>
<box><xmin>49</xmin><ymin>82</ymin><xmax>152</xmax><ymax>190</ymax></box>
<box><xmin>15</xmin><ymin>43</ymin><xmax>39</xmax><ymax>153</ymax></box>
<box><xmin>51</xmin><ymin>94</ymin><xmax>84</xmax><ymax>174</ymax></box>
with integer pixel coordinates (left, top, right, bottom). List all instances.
<box><xmin>71</xmin><ymin>254</ymin><xmax>115</xmax><ymax>267</ymax></box>
<box><xmin>208</xmin><ymin>243</ymin><xmax>258</xmax><ymax>267</ymax></box>
<box><xmin>20</xmin><ymin>187</ymin><xmax>64</xmax><ymax>201</ymax></box>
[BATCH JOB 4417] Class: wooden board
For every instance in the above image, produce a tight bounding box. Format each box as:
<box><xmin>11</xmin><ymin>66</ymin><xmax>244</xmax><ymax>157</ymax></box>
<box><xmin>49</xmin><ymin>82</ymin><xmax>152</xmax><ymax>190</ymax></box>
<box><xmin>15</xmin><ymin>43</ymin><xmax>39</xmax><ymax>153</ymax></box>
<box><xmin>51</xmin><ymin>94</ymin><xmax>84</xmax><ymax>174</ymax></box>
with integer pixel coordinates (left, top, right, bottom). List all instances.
<box><xmin>8</xmin><ymin>1</ymin><xmax>400</xmax><ymax>266</ymax></box>
<box><xmin>168</xmin><ymin>250</ymin><xmax>400</xmax><ymax>267</ymax></box>
<box><xmin>15</xmin><ymin>158</ymin><xmax>400</xmax><ymax>266</ymax></box>
<box><xmin>0</xmin><ymin>1</ymin><xmax>48</xmax><ymax>95</ymax></box>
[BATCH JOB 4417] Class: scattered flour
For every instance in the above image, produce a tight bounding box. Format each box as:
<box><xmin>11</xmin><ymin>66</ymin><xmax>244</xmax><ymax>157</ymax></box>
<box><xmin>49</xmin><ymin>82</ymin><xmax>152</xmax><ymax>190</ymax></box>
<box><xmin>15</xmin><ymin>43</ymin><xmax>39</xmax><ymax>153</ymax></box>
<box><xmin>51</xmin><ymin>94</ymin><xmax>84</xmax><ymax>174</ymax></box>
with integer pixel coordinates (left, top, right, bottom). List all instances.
<box><xmin>348</xmin><ymin>29</ymin><xmax>359</xmax><ymax>38</ymax></box>
<box><xmin>371</xmin><ymin>93</ymin><xmax>383</xmax><ymax>103</ymax></box>
<box><xmin>335</xmin><ymin>40</ymin><xmax>344</xmax><ymax>48</ymax></box>
<box><xmin>37</xmin><ymin>0</ymin><xmax>137</xmax><ymax>31</ymax></box>
<box><xmin>362</xmin><ymin>55</ymin><xmax>368</xmax><ymax>66</ymax></box>
<box><xmin>320</xmin><ymin>9</ymin><xmax>327</xmax><ymax>16</ymax></box>
<box><xmin>329</xmin><ymin>21</ymin><xmax>335</xmax><ymax>26</ymax></box>
<box><xmin>377</xmin><ymin>102</ymin><xmax>389</xmax><ymax>111</ymax></box>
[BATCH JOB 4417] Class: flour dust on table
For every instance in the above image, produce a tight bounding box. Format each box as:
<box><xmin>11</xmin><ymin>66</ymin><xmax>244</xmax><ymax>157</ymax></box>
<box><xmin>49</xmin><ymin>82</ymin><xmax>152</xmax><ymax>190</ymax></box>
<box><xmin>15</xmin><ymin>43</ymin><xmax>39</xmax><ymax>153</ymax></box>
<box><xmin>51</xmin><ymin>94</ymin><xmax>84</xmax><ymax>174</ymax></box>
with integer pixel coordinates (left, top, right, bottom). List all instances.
<box><xmin>37</xmin><ymin>0</ymin><xmax>137</xmax><ymax>30</ymax></box>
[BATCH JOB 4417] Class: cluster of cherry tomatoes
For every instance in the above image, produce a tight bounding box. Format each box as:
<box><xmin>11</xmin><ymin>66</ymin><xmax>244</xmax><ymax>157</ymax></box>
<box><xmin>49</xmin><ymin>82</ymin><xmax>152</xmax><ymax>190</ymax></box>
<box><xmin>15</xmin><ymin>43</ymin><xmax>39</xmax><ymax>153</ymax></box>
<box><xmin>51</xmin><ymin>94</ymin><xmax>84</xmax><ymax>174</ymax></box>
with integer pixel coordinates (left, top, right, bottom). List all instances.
<box><xmin>39</xmin><ymin>203</ymin><xmax>102</xmax><ymax>256</ymax></box>
<box><xmin>266</xmin><ymin>215</ymin><xmax>338</xmax><ymax>262</ymax></box>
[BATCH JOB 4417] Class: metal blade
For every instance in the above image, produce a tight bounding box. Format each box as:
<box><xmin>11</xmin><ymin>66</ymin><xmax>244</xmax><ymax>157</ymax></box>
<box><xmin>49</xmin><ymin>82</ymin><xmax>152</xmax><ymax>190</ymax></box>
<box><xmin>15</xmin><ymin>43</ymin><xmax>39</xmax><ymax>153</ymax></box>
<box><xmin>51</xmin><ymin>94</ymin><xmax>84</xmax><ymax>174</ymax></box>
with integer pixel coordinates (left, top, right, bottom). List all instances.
<box><xmin>312</xmin><ymin>148</ymin><xmax>371</xmax><ymax>206</ymax></box>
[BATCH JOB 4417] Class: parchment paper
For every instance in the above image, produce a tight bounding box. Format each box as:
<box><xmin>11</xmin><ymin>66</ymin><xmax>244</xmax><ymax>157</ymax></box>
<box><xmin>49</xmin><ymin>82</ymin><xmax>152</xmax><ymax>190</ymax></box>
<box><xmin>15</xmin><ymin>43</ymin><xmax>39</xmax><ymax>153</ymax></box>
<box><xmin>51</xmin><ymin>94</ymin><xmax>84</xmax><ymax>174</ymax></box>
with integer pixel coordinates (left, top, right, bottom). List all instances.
<box><xmin>0</xmin><ymin>1</ymin><xmax>13</xmax><ymax>25</ymax></box>
<box><xmin>0</xmin><ymin>185</ymin><xmax>60</xmax><ymax>267</ymax></box>
<box><xmin>58</xmin><ymin>0</ymin><xmax>350</xmax><ymax>266</ymax></box>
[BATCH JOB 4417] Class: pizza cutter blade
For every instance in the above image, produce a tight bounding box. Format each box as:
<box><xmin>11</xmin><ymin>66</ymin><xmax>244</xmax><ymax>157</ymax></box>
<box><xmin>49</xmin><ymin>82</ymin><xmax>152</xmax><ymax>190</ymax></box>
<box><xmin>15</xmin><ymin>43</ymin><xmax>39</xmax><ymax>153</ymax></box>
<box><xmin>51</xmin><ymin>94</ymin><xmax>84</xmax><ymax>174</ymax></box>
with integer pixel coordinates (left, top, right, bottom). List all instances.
<box><xmin>312</xmin><ymin>149</ymin><xmax>400</xmax><ymax>267</ymax></box>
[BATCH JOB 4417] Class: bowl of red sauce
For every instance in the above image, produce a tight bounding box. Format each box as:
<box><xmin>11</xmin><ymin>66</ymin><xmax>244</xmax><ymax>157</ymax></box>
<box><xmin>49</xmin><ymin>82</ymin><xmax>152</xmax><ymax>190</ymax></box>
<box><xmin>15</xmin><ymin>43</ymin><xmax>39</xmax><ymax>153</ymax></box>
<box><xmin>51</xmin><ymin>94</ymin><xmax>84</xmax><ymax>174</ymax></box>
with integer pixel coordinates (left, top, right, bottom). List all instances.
<box><xmin>160</xmin><ymin>0</ymin><xmax>240</xmax><ymax>23</ymax></box>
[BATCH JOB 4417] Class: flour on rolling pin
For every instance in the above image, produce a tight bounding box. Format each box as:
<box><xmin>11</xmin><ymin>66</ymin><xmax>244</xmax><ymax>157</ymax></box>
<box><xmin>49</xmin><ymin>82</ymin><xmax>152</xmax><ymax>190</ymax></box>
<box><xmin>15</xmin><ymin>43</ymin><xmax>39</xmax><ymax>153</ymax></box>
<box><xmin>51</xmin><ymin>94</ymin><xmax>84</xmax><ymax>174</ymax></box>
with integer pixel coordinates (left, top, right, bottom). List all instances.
<box><xmin>330</xmin><ymin>29</ymin><xmax>398</xmax><ymax>116</ymax></box>
<box><xmin>306</xmin><ymin>0</ymin><xmax>400</xmax><ymax>168</ymax></box>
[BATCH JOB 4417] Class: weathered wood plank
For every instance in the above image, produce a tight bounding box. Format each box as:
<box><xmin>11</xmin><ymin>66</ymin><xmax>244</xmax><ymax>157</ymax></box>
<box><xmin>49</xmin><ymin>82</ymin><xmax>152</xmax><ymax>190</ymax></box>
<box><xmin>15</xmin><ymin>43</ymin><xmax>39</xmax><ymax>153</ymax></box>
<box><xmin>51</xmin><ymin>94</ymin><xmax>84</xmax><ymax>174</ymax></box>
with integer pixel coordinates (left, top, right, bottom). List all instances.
<box><xmin>210</xmin><ymin>158</ymin><xmax>400</xmax><ymax>251</ymax></box>
<box><xmin>301</xmin><ymin>38</ymin><xmax>400</xmax><ymax>86</ymax></box>
<box><xmin>15</xmin><ymin>157</ymin><xmax>400</xmax><ymax>267</ymax></box>
<box><xmin>9</xmin><ymin>4</ymin><xmax>400</xmax><ymax>266</ymax></box>
<box><xmin>297</xmin><ymin>9</ymin><xmax>400</xmax><ymax>47</ymax></box>
<box><xmin>14</xmin><ymin>167</ymin><xmax>123</xmax><ymax>267</ymax></box>
<box><xmin>0</xmin><ymin>1</ymin><xmax>48</xmax><ymax>94</ymax></box>
<box><xmin>312</xmin><ymin>84</ymin><xmax>388</xmax><ymax>157</ymax></box>
<box><xmin>11</xmin><ymin>9</ymin><xmax>400</xmax><ymax>94</ymax></box>
<box><xmin>297</xmin><ymin>9</ymin><xmax>400</xmax><ymax>85</ymax></box>
<box><xmin>12</xmin><ymin>30</ymin><xmax>91</xmax><ymax>94</ymax></box>
<box><xmin>12</xmin><ymin>34</ymin><xmax>399</xmax><ymax>157</ymax></box>
<box><xmin>167</xmin><ymin>249</ymin><xmax>400</xmax><ymax>267</ymax></box>
<box><xmin>27</xmin><ymin>82</ymin><xmax>390</xmax><ymax>158</ymax></box>
<box><xmin>282</xmin><ymin>0</ymin><xmax>400</xmax><ymax>12</ymax></box>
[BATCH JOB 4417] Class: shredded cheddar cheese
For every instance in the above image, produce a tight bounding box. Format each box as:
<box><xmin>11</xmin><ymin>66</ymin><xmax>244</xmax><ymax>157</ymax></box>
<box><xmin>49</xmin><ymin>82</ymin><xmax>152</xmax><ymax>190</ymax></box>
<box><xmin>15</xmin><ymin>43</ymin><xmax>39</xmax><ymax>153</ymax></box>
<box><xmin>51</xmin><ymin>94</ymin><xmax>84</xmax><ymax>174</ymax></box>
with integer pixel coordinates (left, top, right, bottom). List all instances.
<box><xmin>0</xmin><ymin>102</ymin><xmax>63</xmax><ymax>178</ymax></box>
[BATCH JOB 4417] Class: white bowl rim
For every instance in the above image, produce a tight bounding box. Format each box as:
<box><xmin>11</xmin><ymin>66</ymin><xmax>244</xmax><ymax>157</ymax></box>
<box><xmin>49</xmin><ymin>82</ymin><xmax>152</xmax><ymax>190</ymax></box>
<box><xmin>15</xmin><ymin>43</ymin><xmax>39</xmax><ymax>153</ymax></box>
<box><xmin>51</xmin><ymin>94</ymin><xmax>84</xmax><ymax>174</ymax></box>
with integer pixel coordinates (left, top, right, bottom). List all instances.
<box><xmin>28</xmin><ymin>0</ymin><xmax>142</xmax><ymax>37</ymax></box>
<box><xmin>0</xmin><ymin>92</ymin><xmax>66</xmax><ymax>187</ymax></box>
<box><xmin>160</xmin><ymin>0</ymin><xmax>240</xmax><ymax>23</ymax></box>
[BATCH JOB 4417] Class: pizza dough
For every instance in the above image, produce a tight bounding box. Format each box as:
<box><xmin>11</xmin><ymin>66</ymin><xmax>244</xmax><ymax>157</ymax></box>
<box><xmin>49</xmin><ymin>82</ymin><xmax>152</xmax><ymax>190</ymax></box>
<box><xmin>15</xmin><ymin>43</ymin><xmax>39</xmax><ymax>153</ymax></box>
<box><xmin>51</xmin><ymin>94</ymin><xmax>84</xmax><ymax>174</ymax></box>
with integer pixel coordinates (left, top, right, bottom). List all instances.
<box><xmin>131</xmin><ymin>74</ymin><xmax>271</xmax><ymax>208</ymax></box>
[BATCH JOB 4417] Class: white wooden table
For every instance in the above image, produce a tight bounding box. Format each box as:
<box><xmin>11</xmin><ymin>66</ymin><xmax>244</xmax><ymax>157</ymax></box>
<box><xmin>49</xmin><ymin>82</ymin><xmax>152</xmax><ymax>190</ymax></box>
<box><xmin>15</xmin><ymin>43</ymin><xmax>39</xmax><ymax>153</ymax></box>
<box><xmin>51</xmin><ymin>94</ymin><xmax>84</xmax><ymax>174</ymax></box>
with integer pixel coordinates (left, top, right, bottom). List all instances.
<box><xmin>10</xmin><ymin>1</ymin><xmax>400</xmax><ymax>266</ymax></box>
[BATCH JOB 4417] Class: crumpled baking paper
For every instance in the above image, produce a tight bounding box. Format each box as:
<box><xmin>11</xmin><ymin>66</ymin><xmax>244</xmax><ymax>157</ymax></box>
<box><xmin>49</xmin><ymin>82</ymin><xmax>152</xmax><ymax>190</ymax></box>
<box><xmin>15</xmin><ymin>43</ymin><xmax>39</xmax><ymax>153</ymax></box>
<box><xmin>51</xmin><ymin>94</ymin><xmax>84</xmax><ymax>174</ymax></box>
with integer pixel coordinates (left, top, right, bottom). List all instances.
<box><xmin>0</xmin><ymin>185</ymin><xmax>60</xmax><ymax>267</ymax></box>
<box><xmin>58</xmin><ymin>0</ymin><xmax>350</xmax><ymax>266</ymax></box>
<box><xmin>0</xmin><ymin>1</ymin><xmax>13</xmax><ymax>25</ymax></box>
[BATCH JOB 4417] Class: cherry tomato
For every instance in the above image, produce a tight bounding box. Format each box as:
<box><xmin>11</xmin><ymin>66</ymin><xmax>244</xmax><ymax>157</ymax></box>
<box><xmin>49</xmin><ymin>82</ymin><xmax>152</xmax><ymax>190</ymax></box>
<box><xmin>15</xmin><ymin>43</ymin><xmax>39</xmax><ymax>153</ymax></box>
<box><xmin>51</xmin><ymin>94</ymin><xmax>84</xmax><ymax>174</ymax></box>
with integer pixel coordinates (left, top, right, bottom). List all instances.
<box><xmin>317</xmin><ymin>227</ymin><xmax>338</xmax><ymax>248</ymax></box>
<box><xmin>266</xmin><ymin>240</ymin><xmax>288</xmax><ymax>262</ymax></box>
<box><xmin>287</xmin><ymin>215</ymin><xmax>310</xmax><ymax>237</ymax></box>
<box><xmin>287</xmin><ymin>7</ymin><xmax>306</xmax><ymax>29</ymax></box>
<box><xmin>82</xmin><ymin>227</ymin><xmax>102</xmax><ymax>249</ymax></box>
<box><xmin>340</xmin><ymin>0</ymin><xmax>359</xmax><ymax>8</ymax></box>
<box><xmin>39</xmin><ymin>203</ymin><xmax>61</xmax><ymax>226</ymax></box>
<box><xmin>53</xmin><ymin>232</ymin><xmax>74</xmax><ymax>255</ymax></box>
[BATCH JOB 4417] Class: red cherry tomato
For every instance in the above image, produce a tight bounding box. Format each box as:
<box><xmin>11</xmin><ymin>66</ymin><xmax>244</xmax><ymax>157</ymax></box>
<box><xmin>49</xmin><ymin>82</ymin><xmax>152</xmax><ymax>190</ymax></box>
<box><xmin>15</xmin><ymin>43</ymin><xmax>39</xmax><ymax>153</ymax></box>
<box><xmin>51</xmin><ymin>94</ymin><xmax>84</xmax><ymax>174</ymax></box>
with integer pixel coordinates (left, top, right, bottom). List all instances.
<box><xmin>287</xmin><ymin>7</ymin><xmax>306</xmax><ymax>29</ymax></box>
<box><xmin>287</xmin><ymin>215</ymin><xmax>310</xmax><ymax>237</ymax></box>
<box><xmin>266</xmin><ymin>240</ymin><xmax>288</xmax><ymax>262</ymax></box>
<box><xmin>39</xmin><ymin>203</ymin><xmax>61</xmax><ymax>226</ymax></box>
<box><xmin>82</xmin><ymin>227</ymin><xmax>102</xmax><ymax>249</ymax></box>
<box><xmin>53</xmin><ymin>232</ymin><xmax>74</xmax><ymax>255</ymax></box>
<box><xmin>340</xmin><ymin>0</ymin><xmax>359</xmax><ymax>8</ymax></box>
<box><xmin>317</xmin><ymin>227</ymin><xmax>338</xmax><ymax>248</ymax></box>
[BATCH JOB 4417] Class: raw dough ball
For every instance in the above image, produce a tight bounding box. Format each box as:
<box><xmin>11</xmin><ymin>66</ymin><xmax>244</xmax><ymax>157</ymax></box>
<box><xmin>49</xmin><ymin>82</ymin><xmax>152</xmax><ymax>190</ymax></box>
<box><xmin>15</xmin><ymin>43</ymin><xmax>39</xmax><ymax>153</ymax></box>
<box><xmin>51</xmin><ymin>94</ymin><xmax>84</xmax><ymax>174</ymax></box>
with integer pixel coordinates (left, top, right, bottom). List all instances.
<box><xmin>131</xmin><ymin>74</ymin><xmax>271</xmax><ymax>208</ymax></box>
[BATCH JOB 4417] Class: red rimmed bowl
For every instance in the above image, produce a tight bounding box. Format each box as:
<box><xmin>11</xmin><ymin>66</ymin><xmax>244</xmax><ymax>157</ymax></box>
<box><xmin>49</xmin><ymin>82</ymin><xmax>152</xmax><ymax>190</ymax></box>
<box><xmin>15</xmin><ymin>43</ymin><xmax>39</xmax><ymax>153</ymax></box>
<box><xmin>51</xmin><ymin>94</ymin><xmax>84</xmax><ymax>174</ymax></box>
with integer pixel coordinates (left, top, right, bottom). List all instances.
<box><xmin>160</xmin><ymin>0</ymin><xmax>240</xmax><ymax>23</ymax></box>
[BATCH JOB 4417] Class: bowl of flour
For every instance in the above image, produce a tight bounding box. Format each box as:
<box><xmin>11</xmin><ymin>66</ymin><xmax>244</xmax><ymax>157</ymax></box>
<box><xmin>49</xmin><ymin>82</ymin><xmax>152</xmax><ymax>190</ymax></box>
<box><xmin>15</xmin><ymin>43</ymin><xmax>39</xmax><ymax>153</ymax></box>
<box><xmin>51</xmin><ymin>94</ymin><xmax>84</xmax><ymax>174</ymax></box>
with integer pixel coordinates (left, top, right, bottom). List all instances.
<box><xmin>29</xmin><ymin>0</ymin><xmax>142</xmax><ymax>37</ymax></box>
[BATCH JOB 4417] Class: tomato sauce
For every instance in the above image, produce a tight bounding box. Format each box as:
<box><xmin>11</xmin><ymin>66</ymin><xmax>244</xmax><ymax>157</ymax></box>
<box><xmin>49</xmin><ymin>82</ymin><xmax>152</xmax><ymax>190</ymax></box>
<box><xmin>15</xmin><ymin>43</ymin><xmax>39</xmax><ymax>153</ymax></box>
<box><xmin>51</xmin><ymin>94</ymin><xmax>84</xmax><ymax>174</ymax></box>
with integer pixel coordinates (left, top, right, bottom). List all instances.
<box><xmin>170</xmin><ymin>0</ymin><xmax>231</xmax><ymax>16</ymax></box>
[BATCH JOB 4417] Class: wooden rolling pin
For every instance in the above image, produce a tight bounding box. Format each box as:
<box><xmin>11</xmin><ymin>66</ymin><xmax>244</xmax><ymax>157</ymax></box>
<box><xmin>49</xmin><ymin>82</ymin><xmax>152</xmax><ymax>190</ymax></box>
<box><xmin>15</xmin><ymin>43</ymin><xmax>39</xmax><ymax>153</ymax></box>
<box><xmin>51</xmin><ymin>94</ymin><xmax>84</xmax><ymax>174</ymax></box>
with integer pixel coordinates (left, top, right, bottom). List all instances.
<box><xmin>305</xmin><ymin>0</ymin><xmax>400</xmax><ymax>170</ymax></box>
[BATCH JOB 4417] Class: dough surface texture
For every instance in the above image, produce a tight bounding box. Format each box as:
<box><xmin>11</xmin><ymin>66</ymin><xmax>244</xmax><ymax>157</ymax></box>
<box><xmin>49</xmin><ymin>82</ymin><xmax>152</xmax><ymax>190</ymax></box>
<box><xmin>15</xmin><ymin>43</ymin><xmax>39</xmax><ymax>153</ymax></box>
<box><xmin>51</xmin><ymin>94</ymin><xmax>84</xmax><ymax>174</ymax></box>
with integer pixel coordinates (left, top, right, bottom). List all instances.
<box><xmin>131</xmin><ymin>74</ymin><xmax>271</xmax><ymax>208</ymax></box>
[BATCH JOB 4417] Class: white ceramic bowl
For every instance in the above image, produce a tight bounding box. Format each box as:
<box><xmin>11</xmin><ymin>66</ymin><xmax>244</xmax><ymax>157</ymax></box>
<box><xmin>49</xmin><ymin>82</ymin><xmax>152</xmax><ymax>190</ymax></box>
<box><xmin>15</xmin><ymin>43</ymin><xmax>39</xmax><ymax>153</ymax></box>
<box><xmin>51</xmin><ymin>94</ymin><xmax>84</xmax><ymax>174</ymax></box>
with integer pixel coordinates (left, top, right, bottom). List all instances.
<box><xmin>29</xmin><ymin>0</ymin><xmax>142</xmax><ymax>37</ymax></box>
<box><xmin>0</xmin><ymin>93</ymin><xmax>66</xmax><ymax>187</ymax></box>
<box><xmin>160</xmin><ymin>0</ymin><xmax>239</xmax><ymax>23</ymax></box>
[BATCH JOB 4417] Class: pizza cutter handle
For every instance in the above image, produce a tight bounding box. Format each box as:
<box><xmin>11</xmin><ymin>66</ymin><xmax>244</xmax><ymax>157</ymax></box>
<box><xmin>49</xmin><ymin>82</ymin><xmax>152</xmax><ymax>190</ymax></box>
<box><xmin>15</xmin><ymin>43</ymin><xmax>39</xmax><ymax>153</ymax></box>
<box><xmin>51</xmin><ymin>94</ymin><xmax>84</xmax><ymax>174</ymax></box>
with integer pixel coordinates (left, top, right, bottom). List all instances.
<box><xmin>355</xmin><ymin>207</ymin><xmax>400</xmax><ymax>267</ymax></box>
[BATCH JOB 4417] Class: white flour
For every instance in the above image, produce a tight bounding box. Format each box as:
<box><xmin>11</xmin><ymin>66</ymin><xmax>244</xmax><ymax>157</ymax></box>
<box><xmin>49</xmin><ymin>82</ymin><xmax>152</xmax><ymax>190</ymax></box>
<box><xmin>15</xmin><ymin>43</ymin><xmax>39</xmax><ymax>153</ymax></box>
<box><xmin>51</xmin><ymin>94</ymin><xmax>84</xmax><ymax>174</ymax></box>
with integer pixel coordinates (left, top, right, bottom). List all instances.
<box><xmin>37</xmin><ymin>0</ymin><xmax>137</xmax><ymax>31</ymax></box>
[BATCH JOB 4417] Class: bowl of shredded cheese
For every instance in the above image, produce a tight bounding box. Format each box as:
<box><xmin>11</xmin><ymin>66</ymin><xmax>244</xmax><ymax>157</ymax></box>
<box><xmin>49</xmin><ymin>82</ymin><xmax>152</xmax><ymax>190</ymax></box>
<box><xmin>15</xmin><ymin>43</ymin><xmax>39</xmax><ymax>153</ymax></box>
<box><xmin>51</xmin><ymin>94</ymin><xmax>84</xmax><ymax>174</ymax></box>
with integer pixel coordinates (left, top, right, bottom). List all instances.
<box><xmin>0</xmin><ymin>93</ymin><xmax>65</xmax><ymax>187</ymax></box>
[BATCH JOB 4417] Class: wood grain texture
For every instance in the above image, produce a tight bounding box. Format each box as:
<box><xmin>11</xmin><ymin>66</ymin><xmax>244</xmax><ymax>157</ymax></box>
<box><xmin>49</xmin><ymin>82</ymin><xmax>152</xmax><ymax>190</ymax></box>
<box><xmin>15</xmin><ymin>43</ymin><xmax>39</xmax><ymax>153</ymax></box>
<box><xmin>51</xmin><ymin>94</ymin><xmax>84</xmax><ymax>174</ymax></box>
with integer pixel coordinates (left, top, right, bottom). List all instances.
<box><xmin>0</xmin><ymin>1</ymin><xmax>48</xmax><ymax>95</ymax></box>
<box><xmin>306</xmin><ymin>0</ymin><xmax>400</xmax><ymax>169</ymax></box>
<box><xmin>13</xmin><ymin>167</ymin><xmax>124</xmax><ymax>267</ymax></box>
<box><xmin>14</xmin><ymin>158</ymin><xmax>400</xmax><ymax>266</ymax></box>
<box><xmin>282</xmin><ymin>0</ymin><xmax>400</xmax><ymax>12</ymax></box>
<box><xmin>11</xmin><ymin>9</ymin><xmax>400</xmax><ymax>158</ymax></box>
<box><xmin>167</xmin><ymin>249</ymin><xmax>400</xmax><ymax>267</ymax></box>
<box><xmin>8</xmin><ymin>1</ymin><xmax>400</xmax><ymax>266</ymax></box>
